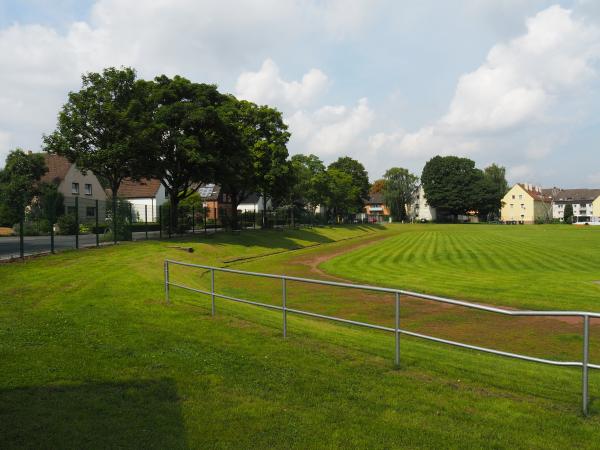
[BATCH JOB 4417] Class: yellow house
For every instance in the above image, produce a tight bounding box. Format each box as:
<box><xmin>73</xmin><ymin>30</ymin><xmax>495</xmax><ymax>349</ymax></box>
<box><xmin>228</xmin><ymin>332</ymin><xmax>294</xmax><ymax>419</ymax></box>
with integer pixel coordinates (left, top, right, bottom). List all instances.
<box><xmin>500</xmin><ymin>183</ymin><xmax>552</xmax><ymax>224</ymax></box>
<box><xmin>593</xmin><ymin>194</ymin><xmax>600</xmax><ymax>218</ymax></box>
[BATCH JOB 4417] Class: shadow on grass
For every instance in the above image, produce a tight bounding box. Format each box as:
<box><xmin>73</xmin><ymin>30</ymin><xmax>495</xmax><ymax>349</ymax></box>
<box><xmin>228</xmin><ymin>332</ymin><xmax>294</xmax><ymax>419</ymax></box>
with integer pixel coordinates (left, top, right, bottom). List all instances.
<box><xmin>172</xmin><ymin>224</ymin><xmax>387</xmax><ymax>250</ymax></box>
<box><xmin>0</xmin><ymin>378</ymin><xmax>188</xmax><ymax>449</ymax></box>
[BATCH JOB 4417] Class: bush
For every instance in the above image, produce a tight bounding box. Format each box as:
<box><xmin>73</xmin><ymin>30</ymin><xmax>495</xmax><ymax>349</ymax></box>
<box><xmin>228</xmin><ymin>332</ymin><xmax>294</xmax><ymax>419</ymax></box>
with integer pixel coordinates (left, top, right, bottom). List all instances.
<box><xmin>57</xmin><ymin>214</ymin><xmax>78</xmax><ymax>235</ymax></box>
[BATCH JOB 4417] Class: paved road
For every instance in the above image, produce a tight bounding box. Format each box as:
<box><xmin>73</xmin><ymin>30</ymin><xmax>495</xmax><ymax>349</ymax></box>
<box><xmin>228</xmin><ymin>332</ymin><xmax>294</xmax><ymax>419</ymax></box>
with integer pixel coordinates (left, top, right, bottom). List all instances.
<box><xmin>0</xmin><ymin>232</ymin><xmax>165</xmax><ymax>259</ymax></box>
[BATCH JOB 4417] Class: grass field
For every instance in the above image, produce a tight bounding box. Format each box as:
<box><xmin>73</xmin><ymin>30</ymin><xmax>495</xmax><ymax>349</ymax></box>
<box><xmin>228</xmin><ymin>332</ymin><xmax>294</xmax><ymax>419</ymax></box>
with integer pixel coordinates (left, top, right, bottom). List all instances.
<box><xmin>1</xmin><ymin>224</ymin><xmax>600</xmax><ymax>448</ymax></box>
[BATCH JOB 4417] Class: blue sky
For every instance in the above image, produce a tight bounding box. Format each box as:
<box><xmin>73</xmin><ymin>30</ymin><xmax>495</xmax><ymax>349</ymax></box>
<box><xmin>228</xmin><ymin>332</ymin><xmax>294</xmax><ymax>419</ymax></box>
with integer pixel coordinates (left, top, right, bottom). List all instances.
<box><xmin>1</xmin><ymin>0</ymin><xmax>599</xmax><ymax>187</ymax></box>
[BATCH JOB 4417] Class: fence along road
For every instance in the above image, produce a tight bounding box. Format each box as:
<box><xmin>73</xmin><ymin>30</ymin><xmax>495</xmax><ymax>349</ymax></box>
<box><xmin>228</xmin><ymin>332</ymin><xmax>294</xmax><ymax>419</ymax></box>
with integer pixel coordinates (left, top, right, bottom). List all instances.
<box><xmin>164</xmin><ymin>259</ymin><xmax>600</xmax><ymax>416</ymax></box>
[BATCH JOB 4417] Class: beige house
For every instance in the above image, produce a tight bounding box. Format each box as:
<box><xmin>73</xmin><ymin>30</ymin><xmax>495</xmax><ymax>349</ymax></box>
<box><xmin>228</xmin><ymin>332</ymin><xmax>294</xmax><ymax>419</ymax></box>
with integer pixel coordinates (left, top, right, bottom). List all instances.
<box><xmin>500</xmin><ymin>183</ymin><xmax>552</xmax><ymax>224</ymax></box>
<box><xmin>40</xmin><ymin>153</ymin><xmax>107</xmax><ymax>220</ymax></box>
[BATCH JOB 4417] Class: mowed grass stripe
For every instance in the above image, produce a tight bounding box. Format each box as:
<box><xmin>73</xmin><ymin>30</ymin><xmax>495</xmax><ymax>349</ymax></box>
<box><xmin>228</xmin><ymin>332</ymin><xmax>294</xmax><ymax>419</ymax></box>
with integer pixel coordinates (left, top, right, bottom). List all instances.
<box><xmin>321</xmin><ymin>224</ymin><xmax>600</xmax><ymax>310</ymax></box>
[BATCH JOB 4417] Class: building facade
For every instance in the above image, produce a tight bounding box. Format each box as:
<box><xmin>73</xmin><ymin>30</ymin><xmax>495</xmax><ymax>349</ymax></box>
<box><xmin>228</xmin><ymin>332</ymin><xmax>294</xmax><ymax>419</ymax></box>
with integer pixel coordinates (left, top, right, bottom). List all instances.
<box><xmin>500</xmin><ymin>183</ymin><xmax>552</xmax><ymax>224</ymax></box>
<box><xmin>115</xmin><ymin>178</ymin><xmax>167</xmax><ymax>222</ymax></box>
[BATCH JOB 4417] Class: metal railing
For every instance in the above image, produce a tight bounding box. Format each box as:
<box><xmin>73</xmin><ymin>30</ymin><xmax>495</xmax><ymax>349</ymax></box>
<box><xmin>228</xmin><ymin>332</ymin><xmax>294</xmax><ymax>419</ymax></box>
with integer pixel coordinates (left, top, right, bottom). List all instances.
<box><xmin>164</xmin><ymin>259</ymin><xmax>599</xmax><ymax>415</ymax></box>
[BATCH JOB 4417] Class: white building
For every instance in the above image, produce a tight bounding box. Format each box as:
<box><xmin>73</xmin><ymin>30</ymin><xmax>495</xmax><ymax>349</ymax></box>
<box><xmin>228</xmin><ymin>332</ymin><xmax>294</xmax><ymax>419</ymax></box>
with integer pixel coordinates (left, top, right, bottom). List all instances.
<box><xmin>543</xmin><ymin>188</ymin><xmax>600</xmax><ymax>222</ymax></box>
<box><xmin>413</xmin><ymin>186</ymin><xmax>437</xmax><ymax>221</ymax></box>
<box><xmin>237</xmin><ymin>193</ymin><xmax>271</xmax><ymax>212</ymax></box>
<box><xmin>116</xmin><ymin>178</ymin><xmax>167</xmax><ymax>222</ymax></box>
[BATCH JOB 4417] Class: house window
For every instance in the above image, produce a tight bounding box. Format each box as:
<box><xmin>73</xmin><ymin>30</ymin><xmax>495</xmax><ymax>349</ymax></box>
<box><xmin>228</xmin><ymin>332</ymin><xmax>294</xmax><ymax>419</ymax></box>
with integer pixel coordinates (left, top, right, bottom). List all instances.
<box><xmin>512</xmin><ymin>195</ymin><xmax>515</xmax><ymax>199</ymax></box>
<box><xmin>509</xmin><ymin>203</ymin><xmax>513</xmax><ymax>209</ymax></box>
<box><xmin>521</xmin><ymin>204</ymin><xmax>525</xmax><ymax>209</ymax></box>
<box><xmin>85</xmin><ymin>183</ymin><xmax>92</xmax><ymax>195</ymax></box>
<box><xmin>86</xmin><ymin>207</ymin><xmax>96</xmax><ymax>217</ymax></box>
<box><xmin>71</xmin><ymin>182</ymin><xmax>79</xmax><ymax>195</ymax></box>
<box><xmin>519</xmin><ymin>194</ymin><xmax>523</xmax><ymax>200</ymax></box>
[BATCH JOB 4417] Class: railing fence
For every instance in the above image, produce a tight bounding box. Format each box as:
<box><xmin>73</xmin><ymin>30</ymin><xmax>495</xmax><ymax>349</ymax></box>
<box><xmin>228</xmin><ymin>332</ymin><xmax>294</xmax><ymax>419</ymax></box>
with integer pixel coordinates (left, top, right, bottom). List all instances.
<box><xmin>165</xmin><ymin>259</ymin><xmax>598</xmax><ymax>415</ymax></box>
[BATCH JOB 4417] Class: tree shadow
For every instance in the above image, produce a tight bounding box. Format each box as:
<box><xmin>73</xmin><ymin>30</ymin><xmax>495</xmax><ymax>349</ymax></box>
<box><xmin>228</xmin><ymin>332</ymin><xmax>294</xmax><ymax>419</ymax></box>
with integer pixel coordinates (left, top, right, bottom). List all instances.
<box><xmin>0</xmin><ymin>378</ymin><xmax>188</xmax><ymax>449</ymax></box>
<box><xmin>172</xmin><ymin>224</ymin><xmax>388</xmax><ymax>251</ymax></box>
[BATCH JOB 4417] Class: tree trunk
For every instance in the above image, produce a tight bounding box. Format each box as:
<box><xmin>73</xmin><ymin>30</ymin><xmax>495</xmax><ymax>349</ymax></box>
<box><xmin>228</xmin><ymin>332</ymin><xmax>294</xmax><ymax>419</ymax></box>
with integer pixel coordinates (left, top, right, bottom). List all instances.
<box><xmin>170</xmin><ymin>191</ymin><xmax>180</xmax><ymax>234</ymax></box>
<box><xmin>230</xmin><ymin>196</ymin><xmax>240</xmax><ymax>230</ymax></box>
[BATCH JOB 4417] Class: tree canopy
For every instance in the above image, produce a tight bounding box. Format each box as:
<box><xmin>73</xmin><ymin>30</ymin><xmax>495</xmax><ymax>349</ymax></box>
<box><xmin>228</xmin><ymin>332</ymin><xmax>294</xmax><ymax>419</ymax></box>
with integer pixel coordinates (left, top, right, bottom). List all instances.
<box><xmin>43</xmin><ymin>67</ymin><xmax>153</xmax><ymax>198</ymax></box>
<box><xmin>0</xmin><ymin>149</ymin><xmax>47</xmax><ymax>225</ymax></box>
<box><xmin>382</xmin><ymin>167</ymin><xmax>419</xmax><ymax>221</ymax></box>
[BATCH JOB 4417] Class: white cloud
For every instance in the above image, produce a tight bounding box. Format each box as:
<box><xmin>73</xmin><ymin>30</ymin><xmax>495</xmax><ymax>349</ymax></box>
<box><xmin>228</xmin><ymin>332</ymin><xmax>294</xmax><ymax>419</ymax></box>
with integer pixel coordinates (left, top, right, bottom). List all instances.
<box><xmin>287</xmin><ymin>98</ymin><xmax>374</xmax><ymax>157</ymax></box>
<box><xmin>370</xmin><ymin>5</ymin><xmax>600</xmax><ymax>166</ymax></box>
<box><xmin>0</xmin><ymin>0</ymin><xmax>375</xmax><ymax>165</ymax></box>
<box><xmin>235</xmin><ymin>59</ymin><xmax>329</xmax><ymax>110</ymax></box>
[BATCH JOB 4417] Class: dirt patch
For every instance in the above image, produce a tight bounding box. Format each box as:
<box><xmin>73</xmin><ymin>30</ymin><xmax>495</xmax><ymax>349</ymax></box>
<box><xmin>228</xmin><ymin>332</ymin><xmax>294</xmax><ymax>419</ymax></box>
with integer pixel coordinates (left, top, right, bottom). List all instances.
<box><xmin>292</xmin><ymin>233</ymin><xmax>592</xmax><ymax>327</ymax></box>
<box><xmin>295</xmin><ymin>233</ymin><xmax>391</xmax><ymax>280</ymax></box>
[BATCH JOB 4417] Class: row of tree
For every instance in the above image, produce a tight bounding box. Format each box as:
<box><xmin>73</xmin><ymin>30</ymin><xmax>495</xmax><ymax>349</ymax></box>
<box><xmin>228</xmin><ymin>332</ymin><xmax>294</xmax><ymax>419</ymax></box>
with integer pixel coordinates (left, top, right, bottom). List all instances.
<box><xmin>370</xmin><ymin>157</ymin><xmax>508</xmax><ymax>222</ymax></box>
<box><xmin>1</xmin><ymin>67</ymin><xmax>509</xmax><ymax>229</ymax></box>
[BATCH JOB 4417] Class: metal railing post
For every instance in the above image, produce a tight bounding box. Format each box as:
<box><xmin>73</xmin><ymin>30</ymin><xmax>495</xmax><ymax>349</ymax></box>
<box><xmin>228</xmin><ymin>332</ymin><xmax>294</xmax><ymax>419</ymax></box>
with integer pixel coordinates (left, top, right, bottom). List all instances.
<box><xmin>395</xmin><ymin>292</ymin><xmax>400</xmax><ymax>367</ymax></box>
<box><xmin>211</xmin><ymin>268</ymin><xmax>215</xmax><ymax>316</ymax></box>
<box><xmin>164</xmin><ymin>260</ymin><xmax>170</xmax><ymax>304</ymax></box>
<box><xmin>583</xmin><ymin>315</ymin><xmax>590</xmax><ymax>416</ymax></box>
<box><xmin>283</xmin><ymin>277</ymin><xmax>287</xmax><ymax>337</ymax></box>
<box><xmin>19</xmin><ymin>214</ymin><xmax>24</xmax><ymax>258</ymax></box>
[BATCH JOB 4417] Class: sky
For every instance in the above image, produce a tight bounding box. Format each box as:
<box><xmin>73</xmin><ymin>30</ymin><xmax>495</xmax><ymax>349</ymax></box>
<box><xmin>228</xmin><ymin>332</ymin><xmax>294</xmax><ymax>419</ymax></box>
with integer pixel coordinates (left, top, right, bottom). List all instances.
<box><xmin>1</xmin><ymin>0</ymin><xmax>600</xmax><ymax>187</ymax></box>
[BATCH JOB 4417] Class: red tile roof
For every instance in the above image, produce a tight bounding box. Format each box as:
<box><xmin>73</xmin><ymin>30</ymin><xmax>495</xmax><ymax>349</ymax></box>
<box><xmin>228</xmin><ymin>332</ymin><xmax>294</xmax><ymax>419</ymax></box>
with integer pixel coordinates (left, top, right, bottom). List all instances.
<box><xmin>39</xmin><ymin>154</ymin><xmax>71</xmax><ymax>185</ymax></box>
<box><xmin>517</xmin><ymin>183</ymin><xmax>552</xmax><ymax>202</ymax></box>
<box><xmin>116</xmin><ymin>178</ymin><xmax>162</xmax><ymax>198</ymax></box>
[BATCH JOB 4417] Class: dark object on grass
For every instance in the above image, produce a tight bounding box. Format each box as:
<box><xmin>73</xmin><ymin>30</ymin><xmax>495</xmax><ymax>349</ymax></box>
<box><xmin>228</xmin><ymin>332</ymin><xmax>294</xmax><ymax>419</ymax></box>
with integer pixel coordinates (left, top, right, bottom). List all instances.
<box><xmin>167</xmin><ymin>246</ymin><xmax>194</xmax><ymax>253</ymax></box>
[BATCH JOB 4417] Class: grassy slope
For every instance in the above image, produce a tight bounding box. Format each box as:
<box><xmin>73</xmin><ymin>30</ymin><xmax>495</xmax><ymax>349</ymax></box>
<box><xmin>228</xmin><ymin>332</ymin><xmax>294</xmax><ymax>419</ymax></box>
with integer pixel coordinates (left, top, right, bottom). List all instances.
<box><xmin>1</xmin><ymin>225</ymin><xmax>600</xmax><ymax>448</ymax></box>
<box><xmin>321</xmin><ymin>224</ymin><xmax>600</xmax><ymax>310</ymax></box>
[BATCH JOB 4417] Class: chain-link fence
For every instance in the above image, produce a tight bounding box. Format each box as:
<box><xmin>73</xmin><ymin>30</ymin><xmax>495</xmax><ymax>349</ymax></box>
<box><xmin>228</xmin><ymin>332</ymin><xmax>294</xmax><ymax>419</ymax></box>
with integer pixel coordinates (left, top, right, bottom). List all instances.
<box><xmin>1</xmin><ymin>198</ymin><xmax>351</xmax><ymax>260</ymax></box>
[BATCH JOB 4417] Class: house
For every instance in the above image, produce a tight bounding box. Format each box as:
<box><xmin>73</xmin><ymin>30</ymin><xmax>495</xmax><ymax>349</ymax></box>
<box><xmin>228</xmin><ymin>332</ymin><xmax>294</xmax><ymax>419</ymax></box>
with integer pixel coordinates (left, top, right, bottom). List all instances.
<box><xmin>361</xmin><ymin>192</ymin><xmax>390</xmax><ymax>223</ymax></box>
<box><xmin>197</xmin><ymin>183</ymin><xmax>232</xmax><ymax>220</ymax></box>
<box><xmin>412</xmin><ymin>186</ymin><xmax>437</xmax><ymax>222</ymax></box>
<box><xmin>542</xmin><ymin>188</ymin><xmax>600</xmax><ymax>222</ymax></box>
<box><xmin>39</xmin><ymin>153</ymin><xmax>107</xmax><ymax>220</ymax></box>
<box><xmin>500</xmin><ymin>183</ymin><xmax>552</xmax><ymax>224</ymax></box>
<box><xmin>237</xmin><ymin>193</ymin><xmax>271</xmax><ymax>213</ymax></box>
<box><xmin>114</xmin><ymin>178</ymin><xmax>167</xmax><ymax>222</ymax></box>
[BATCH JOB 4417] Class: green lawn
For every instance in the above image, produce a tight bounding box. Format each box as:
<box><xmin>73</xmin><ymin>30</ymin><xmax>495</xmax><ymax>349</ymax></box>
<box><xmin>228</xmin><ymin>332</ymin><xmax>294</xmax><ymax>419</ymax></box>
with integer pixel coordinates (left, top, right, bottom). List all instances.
<box><xmin>1</xmin><ymin>224</ymin><xmax>600</xmax><ymax>448</ymax></box>
<box><xmin>321</xmin><ymin>224</ymin><xmax>600</xmax><ymax>310</ymax></box>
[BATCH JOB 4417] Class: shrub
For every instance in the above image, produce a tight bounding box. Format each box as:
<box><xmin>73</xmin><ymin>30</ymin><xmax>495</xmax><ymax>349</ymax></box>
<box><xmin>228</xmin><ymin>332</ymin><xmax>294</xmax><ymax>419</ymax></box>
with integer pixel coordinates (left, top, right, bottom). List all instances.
<box><xmin>57</xmin><ymin>214</ymin><xmax>78</xmax><ymax>235</ymax></box>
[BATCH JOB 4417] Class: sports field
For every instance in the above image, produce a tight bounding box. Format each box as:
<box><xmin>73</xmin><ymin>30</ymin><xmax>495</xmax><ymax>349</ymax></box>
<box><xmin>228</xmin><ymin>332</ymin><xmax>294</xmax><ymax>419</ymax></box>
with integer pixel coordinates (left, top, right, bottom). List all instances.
<box><xmin>1</xmin><ymin>224</ymin><xmax>600</xmax><ymax>448</ymax></box>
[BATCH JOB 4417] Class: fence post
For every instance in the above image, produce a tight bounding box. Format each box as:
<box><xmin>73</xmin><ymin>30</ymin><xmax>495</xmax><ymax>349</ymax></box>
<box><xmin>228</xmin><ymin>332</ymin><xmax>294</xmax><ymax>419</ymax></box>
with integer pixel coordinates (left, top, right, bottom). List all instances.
<box><xmin>113</xmin><ymin>197</ymin><xmax>118</xmax><ymax>245</ymax></box>
<box><xmin>204</xmin><ymin>207</ymin><xmax>207</xmax><ymax>235</ymax></box>
<box><xmin>394</xmin><ymin>292</ymin><xmax>401</xmax><ymax>367</ymax></box>
<box><xmin>583</xmin><ymin>315</ymin><xmax>590</xmax><ymax>416</ymax></box>
<box><xmin>95</xmin><ymin>199</ymin><xmax>99</xmax><ymax>247</ymax></box>
<box><xmin>192</xmin><ymin>205</ymin><xmax>195</xmax><ymax>234</ymax></box>
<box><xmin>282</xmin><ymin>277</ymin><xmax>287</xmax><ymax>337</ymax></box>
<box><xmin>75</xmin><ymin>196</ymin><xmax>79</xmax><ymax>249</ymax></box>
<box><xmin>159</xmin><ymin>205</ymin><xmax>163</xmax><ymax>239</ymax></box>
<box><xmin>19</xmin><ymin>213</ymin><xmax>24</xmax><ymax>258</ymax></box>
<box><xmin>211</xmin><ymin>268</ymin><xmax>215</xmax><ymax>316</ymax></box>
<box><xmin>145</xmin><ymin>204</ymin><xmax>148</xmax><ymax>240</ymax></box>
<box><xmin>50</xmin><ymin>218</ymin><xmax>55</xmax><ymax>254</ymax></box>
<box><xmin>164</xmin><ymin>260</ymin><xmax>170</xmax><ymax>304</ymax></box>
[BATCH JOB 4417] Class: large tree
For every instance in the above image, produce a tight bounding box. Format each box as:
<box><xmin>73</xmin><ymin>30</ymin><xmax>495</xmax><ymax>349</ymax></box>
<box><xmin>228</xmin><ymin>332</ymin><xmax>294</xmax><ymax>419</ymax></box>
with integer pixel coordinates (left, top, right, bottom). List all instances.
<box><xmin>145</xmin><ymin>75</ymin><xmax>228</xmax><ymax>231</ymax></box>
<box><xmin>324</xmin><ymin>168</ymin><xmax>360</xmax><ymax>221</ymax></box>
<box><xmin>327</xmin><ymin>156</ymin><xmax>370</xmax><ymax>215</ymax></box>
<box><xmin>234</xmin><ymin>101</ymin><xmax>290</xmax><ymax>227</ymax></box>
<box><xmin>421</xmin><ymin>155</ymin><xmax>483</xmax><ymax>218</ymax></box>
<box><xmin>476</xmin><ymin>164</ymin><xmax>509</xmax><ymax>219</ymax></box>
<box><xmin>382</xmin><ymin>167</ymin><xmax>419</xmax><ymax>221</ymax></box>
<box><xmin>43</xmin><ymin>67</ymin><xmax>153</xmax><ymax>233</ymax></box>
<box><xmin>289</xmin><ymin>154</ymin><xmax>328</xmax><ymax>214</ymax></box>
<box><xmin>0</xmin><ymin>149</ymin><xmax>47</xmax><ymax>226</ymax></box>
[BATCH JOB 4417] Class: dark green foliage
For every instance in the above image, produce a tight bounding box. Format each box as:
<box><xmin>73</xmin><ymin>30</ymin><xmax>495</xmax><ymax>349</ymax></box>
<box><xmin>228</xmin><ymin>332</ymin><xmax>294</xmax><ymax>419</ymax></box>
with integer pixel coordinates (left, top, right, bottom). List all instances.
<box><xmin>57</xmin><ymin>214</ymin><xmax>78</xmax><ymax>235</ymax></box>
<box><xmin>422</xmin><ymin>156</ymin><xmax>507</xmax><ymax>220</ymax></box>
<box><xmin>564</xmin><ymin>203</ymin><xmax>574</xmax><ymax>223</ymax></box>
<box><xmin>328</xmin><ymin>156</ymin><xmax>370</xmax><ymax>206</ymax></box>
<box><xmin>324</xmin><ymin>168</ymin><xmax>361</xmax><ymax>219</ymax></box>
<box><xmin>382</xmin><ymin>167</ymin><xmax>419</xmax><ymax>221</ymax></box>
<box><xmin>144</xmin><ymin>75</ymin><xmax>229</xmax><ymax>232</ymax></box>
<box><xmin>0</xmin><ymin>149</ymin><xmax>48</xmax><ymax>225</ymax></box>
<box><xmin>421</xmin><ymin>156</ymin><xmax>481</xmax><ymax>217</ymax></box>
<box><xmin>289</xmin><ymin>154</ymin><xmax>328</xmax><ymax>213</ymax></box>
